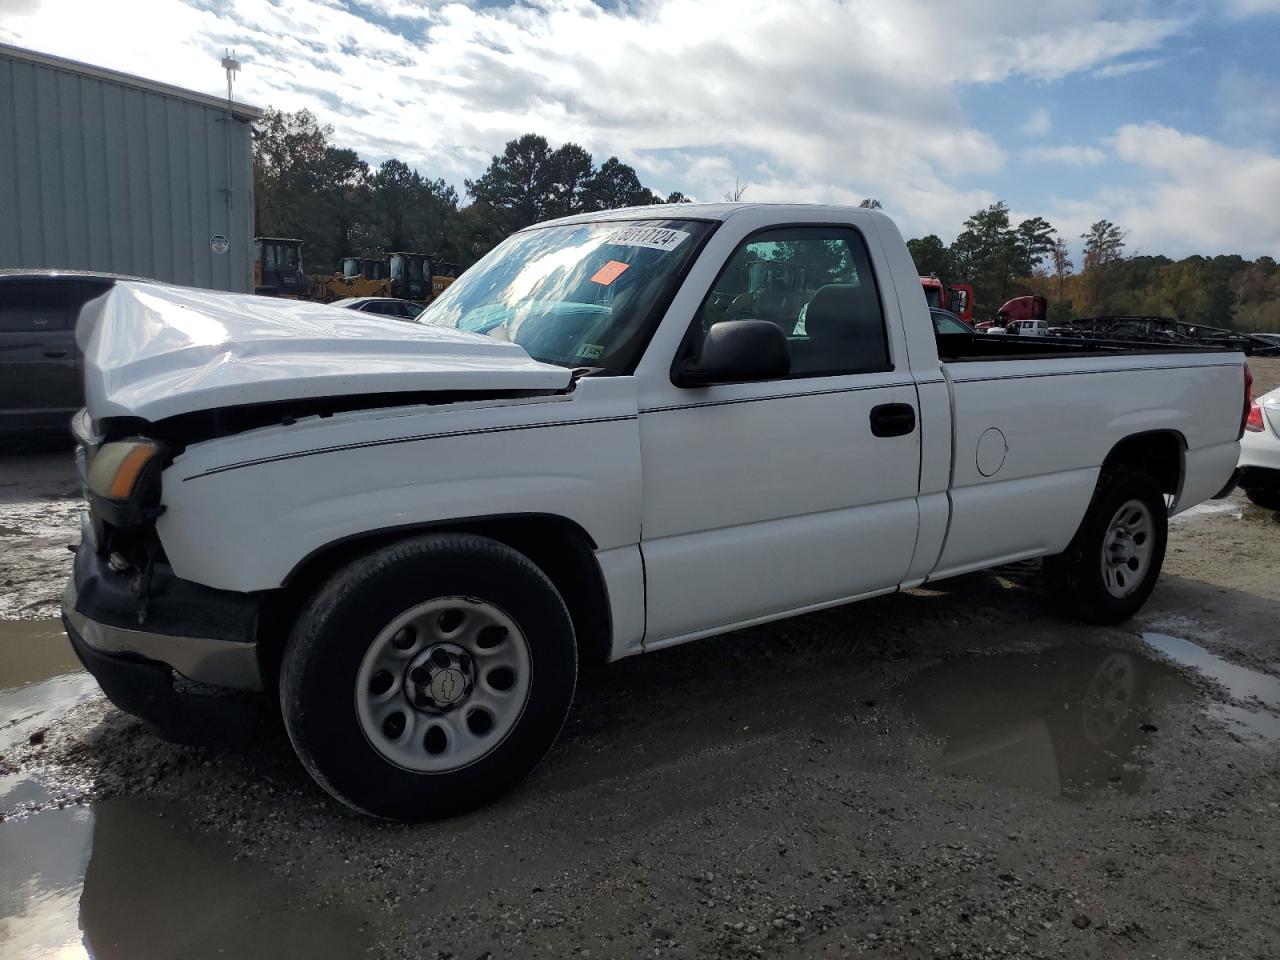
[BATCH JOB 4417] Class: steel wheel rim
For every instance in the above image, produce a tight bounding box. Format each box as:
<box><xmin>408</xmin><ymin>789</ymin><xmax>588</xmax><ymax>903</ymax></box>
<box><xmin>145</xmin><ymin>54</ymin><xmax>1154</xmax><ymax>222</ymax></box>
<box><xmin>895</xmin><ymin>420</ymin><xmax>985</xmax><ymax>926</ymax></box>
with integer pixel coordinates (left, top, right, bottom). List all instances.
<box><xmin>355</xmin><ymin>597</ymin><xmax>532</xmax><ymax>772</ymax></box>
<box><xmin>1100</xmin><ymin>499</ymin><xmax>1155</xmax><ymax>599</ymax></box>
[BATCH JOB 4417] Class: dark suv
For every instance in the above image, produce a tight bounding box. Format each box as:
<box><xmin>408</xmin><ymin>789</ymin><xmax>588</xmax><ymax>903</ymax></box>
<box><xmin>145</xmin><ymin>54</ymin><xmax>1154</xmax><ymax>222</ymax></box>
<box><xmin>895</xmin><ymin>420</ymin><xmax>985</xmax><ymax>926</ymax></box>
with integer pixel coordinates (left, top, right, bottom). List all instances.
<box><xmin>0</xmin><ymin>273</ymin><xmax>115</xmax><ymax>437</ymax></box>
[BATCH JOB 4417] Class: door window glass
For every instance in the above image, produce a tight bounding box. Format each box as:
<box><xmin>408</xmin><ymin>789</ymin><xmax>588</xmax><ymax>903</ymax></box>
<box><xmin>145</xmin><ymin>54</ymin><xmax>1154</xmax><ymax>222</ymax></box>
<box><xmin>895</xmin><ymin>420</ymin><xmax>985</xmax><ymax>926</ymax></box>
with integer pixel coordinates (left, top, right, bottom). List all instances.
<box><xmin>692</xmin><ymin>227</ymin><xmax>890</xmax><ymax>377</ymax></box>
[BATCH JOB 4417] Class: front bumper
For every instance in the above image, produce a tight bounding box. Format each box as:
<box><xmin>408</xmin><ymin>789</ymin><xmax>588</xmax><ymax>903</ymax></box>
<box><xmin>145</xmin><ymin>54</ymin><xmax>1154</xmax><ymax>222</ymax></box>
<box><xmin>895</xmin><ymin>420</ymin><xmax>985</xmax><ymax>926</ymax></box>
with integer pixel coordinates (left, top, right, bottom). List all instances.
<box><xmin>62</xmin><ymin>576</ymin><xmax>263</xmax><ymax>692</ymax></box>
<box><xmin>61</xmin><ymin>522</ymin><xmax>265</xmax><ymax>742</ymax></box>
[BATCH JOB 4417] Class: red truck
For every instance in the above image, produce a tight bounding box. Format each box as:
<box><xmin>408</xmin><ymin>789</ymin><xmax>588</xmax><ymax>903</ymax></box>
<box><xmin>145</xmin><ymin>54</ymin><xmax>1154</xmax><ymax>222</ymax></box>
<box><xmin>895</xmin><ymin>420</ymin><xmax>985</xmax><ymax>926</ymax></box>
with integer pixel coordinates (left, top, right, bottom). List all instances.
<box><xmin>920</xmin><ymin>275</ymin><xmax>974</xmax><ymax>323</ymax></box>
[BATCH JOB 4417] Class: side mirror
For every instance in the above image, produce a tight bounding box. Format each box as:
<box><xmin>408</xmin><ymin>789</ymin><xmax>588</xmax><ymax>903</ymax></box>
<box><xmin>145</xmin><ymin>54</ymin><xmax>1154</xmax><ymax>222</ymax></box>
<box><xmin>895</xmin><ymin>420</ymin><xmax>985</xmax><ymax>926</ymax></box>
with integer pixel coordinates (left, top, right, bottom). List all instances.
<box><xmin>675</xmin><ymin>319</ymin><xmax>790</xmax><ymax>387</ymax></box>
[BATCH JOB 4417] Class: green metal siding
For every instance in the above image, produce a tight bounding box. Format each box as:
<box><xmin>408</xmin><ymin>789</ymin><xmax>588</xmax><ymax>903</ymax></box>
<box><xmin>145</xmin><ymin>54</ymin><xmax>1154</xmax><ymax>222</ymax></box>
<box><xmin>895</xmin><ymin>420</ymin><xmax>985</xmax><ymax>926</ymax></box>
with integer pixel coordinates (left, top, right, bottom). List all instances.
<box><xmin>0</xmin><ymin>49</ymin><xmax>255</xmax><ymax>292</ymax></box>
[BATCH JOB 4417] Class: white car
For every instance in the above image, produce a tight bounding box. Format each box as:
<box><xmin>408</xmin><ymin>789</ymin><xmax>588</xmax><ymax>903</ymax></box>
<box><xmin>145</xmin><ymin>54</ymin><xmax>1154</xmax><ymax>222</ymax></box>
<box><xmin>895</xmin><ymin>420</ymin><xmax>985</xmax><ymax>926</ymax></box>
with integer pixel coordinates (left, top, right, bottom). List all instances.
<box><xmin>1239</xmin><ymin>386</ymin><xmax>1280</xmax><ymax>508</ymax></box>
<box><xmin>1006</xmin><ymin>319</ymin><xmax>1050</xmax><ymax>337</ymax></box>
<box><xmin>61</xmin><ymin>203</ymin><xmax>1248</xmax><ymax>820</ymax></box>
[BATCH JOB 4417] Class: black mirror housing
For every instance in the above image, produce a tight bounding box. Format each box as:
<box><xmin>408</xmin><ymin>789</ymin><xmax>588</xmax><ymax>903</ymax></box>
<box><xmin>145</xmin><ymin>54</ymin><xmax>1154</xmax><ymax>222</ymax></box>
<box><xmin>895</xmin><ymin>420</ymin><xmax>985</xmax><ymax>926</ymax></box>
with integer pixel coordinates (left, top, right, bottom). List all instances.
<box><xmin>676</xmin><ymin>320</ymin><xmax>790</xmax><ymax>387</ymax></box>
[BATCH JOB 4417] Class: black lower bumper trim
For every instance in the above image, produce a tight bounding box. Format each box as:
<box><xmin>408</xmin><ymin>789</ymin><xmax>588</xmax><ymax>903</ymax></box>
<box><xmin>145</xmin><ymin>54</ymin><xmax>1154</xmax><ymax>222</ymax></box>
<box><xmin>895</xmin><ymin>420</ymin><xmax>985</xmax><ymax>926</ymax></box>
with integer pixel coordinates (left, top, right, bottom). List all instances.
<box><xmin>64</xmin><ymin>615</ymin><xmax>262</xmax><ymax>746</ymax></box>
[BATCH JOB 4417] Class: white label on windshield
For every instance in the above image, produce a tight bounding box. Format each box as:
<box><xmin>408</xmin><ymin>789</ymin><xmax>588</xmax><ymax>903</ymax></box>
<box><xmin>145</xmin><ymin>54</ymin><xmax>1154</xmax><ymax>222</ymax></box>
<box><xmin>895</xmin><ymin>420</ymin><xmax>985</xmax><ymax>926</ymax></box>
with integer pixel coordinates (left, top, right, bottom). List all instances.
<box><xmin>604</xmin><ymin>226</ymin><xmax>691</xmax><ymax>252</ymax></box>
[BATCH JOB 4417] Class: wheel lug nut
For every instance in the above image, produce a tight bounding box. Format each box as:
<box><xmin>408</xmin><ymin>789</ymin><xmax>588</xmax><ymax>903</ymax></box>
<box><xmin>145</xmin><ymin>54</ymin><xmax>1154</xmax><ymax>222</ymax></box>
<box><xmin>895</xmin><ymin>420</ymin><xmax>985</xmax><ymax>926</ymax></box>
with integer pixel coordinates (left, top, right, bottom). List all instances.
<box><xmin>410</xmin><ymin>666</ymin><xmax>428</xmax><ymax>683</ymax></box>
<box><xmin>414</xmin><ymin>691</ymin><xmax>430</xmax><ymax>707</ymax></box>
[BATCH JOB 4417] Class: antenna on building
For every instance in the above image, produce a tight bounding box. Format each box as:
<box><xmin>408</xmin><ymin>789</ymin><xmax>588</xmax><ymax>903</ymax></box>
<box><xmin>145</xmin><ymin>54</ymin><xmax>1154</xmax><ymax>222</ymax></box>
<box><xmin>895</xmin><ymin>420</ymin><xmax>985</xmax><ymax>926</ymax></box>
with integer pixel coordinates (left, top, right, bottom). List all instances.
<box><xmin>218</xmin><ymin>51</ymin><xmax>242</xmax><ymax>222</ymax></box>
<box><xmin>221</xmin><ymin>50</ymin><xmax>240</xmax><ymax>108</ymax></box>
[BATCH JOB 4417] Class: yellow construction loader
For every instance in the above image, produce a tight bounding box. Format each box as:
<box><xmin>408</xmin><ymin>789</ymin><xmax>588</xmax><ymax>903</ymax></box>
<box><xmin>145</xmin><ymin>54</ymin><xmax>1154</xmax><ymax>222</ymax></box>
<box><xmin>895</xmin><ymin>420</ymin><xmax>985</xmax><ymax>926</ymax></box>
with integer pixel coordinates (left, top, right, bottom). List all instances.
<box><xmin>309</xmin><ymin>256</ymin><xmax>393</xmax><ymax>302</ymax></box>
<box><xmin>388</xmin><ymin>252</ymin><xmax>460</xmax><ymax>303</ymax></box>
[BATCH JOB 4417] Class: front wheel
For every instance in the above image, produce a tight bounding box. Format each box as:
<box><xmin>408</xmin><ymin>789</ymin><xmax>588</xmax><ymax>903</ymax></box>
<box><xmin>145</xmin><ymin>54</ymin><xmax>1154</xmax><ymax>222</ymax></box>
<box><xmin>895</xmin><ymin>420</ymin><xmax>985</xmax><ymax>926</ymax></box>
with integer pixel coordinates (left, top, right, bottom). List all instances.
<box><xmin>280</xmin><ymin>534</ymin><xmax>578</xmax><ymax>821</ymax></box>
<box><xmin>1044</xmin><ymin>466</ymin><xmax>1168</xmax><ymax>625</ymax></box>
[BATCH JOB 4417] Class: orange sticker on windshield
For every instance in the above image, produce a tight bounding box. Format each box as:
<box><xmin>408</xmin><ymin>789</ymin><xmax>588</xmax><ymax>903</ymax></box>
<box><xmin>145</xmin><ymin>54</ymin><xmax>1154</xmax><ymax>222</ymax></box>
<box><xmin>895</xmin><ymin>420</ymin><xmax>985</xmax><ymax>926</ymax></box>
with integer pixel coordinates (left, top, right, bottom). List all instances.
<box><xmin>590</xmin><ymin>260</ymin><xmax>630</xmax><ymax>285</ymax></box>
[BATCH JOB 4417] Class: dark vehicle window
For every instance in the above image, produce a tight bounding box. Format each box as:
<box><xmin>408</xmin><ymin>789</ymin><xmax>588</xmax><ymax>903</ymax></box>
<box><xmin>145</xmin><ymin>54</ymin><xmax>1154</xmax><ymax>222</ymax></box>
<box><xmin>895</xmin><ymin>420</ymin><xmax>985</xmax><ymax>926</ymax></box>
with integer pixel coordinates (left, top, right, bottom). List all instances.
<box><xmin>691</xmin><ymin>226</ymin><xmax>890</xmax><ymax>378</ymax></box>
<box><xmin>0</xmin><ymin>285</ymin><xmax>72</xmax><ymax>332</ymax></box>
<box><xmin>265</xmin><ymin>244</ymin><xmax>298</xmax><ymax>271</ymax></box>
<box><xmin>931</xmin><ymin>309</ymin><xmax>970</xmax><ymax>335</ymax></box>
<box><xmin>419</xmin><ymin>219</ymin><xmax>714</xmax><ymax>373</ymax></box>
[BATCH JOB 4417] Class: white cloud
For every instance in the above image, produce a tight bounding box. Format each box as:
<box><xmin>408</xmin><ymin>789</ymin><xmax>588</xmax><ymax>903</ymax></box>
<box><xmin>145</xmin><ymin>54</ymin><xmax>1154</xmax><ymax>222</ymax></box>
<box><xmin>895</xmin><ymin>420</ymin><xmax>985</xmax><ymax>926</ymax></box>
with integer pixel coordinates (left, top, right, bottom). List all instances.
<box><xmin>1022</xmin><ymin>107</ymin><xmax>1051</xmax><ymax>136</ymax></box>
<box><xmin>1049</xmin><ymin>123</ymin><xmax>1280</xmax><ymax>258</ymax></box>
<box><xmin>1224</xmin><ymin>0</ymin><xmax>1280</xmax><ymax>16</ymax></box>
<box><xmin>358</xmin><ymin>0</ymin><xmax>434</xmax><ymax>21</ymax></box>
<box><xmin>1025</xmin><ymin>144</ymin><xmax>1107</xmax><ymax>165</ymax></box>
<box><xmin>1094</xmin><ymin>56</ymin><xmax>1165</xmax><ymax>78</ymax></box>
<box><xmin>0</xmin><ymin>0</ymin><xmax>1194</xmax><ymax>243</ymax></box>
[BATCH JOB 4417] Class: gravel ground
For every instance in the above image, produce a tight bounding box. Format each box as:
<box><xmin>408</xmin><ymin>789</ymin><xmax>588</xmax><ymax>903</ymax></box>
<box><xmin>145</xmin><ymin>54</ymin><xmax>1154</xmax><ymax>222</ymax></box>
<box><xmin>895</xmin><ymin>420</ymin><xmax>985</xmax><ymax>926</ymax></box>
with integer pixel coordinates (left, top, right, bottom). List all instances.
<box><xmin>2</xmin><ymin>358</ymin><xmax>1278</xmax><ymax>959</ymax></box>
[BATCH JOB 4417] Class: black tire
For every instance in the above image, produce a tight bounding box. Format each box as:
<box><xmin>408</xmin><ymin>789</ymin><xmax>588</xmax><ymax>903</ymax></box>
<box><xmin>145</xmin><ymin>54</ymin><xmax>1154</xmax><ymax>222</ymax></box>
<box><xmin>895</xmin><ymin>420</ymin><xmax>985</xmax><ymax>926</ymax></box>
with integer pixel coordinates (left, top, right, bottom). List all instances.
<box><xmin>280</xmin><ymin>533</ymin><xmax>577</xmax><ymax>821</ymax></box>
<box><xmin>1242</xmin><ymin>476</ymin><xmax>1280</xmax><ymax>511</ymax></box>
<box><xmin>1043</xmin><ymin>466</ymin><xmax>1168</xmax><ymax>625</ymax></box>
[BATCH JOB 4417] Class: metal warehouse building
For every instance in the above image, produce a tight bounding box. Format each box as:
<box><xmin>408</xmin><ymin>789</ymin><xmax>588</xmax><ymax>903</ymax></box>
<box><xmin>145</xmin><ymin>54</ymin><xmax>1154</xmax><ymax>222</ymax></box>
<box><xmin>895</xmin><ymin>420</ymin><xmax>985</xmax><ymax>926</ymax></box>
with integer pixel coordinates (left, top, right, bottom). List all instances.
<box><xmin>0</xmin><ymin>43</ymin><xmax>261</xmax><ymax>292</ymax></box>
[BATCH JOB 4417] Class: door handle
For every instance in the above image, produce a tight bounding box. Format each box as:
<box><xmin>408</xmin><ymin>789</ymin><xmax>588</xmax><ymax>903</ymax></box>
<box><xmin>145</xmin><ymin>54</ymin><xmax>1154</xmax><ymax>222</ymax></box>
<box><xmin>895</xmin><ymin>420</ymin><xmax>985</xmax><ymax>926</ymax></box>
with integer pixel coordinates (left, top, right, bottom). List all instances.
<box><xmin>42</xmin><ymin>349</ymin><xmax>69</xmax><ymax>358</ymax></box>
<box><xmin>869</xmin><ymin>402</ymin><xmax>916</xmax><ymax>438</ymax></box>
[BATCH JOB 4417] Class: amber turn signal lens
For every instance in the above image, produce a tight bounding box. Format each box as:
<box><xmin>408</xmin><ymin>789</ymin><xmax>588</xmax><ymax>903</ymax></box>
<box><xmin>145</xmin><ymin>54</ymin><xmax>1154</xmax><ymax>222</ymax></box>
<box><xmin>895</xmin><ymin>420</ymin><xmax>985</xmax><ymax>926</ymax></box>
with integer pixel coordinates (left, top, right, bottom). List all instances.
<box><xmin>87</xmin><ymin>440</ymin><xmax>162</xmax><ymax>502</ymax></box>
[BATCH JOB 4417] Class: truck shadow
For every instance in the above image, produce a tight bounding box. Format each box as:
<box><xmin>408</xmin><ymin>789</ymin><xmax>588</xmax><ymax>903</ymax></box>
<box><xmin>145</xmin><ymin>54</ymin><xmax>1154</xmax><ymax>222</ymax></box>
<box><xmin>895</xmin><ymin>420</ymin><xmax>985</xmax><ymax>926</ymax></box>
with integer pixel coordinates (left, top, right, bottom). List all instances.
<box><xmin>61</xmin><ymin>559</ymin><xmax>1280</xmax><ymax>838</ymax></box>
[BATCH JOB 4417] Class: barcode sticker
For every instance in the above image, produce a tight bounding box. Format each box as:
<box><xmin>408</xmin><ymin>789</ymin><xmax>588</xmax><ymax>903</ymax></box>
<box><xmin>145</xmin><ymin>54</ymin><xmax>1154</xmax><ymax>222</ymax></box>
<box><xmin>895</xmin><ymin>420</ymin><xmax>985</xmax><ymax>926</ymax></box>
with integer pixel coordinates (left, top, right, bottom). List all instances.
<box><xmin>603</xmin><ymin>226</ymin><xmax>691</xmax><ymax>252</ymax></box>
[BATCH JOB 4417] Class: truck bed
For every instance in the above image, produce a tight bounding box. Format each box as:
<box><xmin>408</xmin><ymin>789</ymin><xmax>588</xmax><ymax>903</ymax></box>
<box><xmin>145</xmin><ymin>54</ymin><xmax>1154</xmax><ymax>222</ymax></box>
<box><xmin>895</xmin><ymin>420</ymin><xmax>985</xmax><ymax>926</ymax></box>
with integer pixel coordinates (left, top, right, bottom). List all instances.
<box><xmin>936</xmin><ymin>330</ymin><xmax>1248</xmax><ymax>363</ymax></box>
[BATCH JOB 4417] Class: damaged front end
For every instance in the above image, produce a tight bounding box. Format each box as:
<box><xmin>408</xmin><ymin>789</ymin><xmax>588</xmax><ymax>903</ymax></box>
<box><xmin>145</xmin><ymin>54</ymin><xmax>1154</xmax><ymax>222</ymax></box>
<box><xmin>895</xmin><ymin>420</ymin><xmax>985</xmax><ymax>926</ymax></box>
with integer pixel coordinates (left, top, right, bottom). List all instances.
<box><xmin>63</xmin><ymin>408</ymin><xmax>264</xmax><ymax>744</ymax></box>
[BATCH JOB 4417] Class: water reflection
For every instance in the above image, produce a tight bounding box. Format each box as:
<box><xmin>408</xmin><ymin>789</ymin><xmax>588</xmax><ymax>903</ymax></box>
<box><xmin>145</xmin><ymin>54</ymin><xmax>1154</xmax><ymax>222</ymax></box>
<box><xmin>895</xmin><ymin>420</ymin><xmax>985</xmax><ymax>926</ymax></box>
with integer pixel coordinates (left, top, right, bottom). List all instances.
<box><xmin>0</xmin><ymin>794</ymin><xmax>371</xmax><ymax>959</ymax></box>
<box><xmin>0</xmin><ymin>620</ymin><xmax>81</xmax><ymax>690</ymax></box>
<box><xmin>897</xmin><ymin>645</ymin><xmax>1192</xmax><ymax>798</ymax></box>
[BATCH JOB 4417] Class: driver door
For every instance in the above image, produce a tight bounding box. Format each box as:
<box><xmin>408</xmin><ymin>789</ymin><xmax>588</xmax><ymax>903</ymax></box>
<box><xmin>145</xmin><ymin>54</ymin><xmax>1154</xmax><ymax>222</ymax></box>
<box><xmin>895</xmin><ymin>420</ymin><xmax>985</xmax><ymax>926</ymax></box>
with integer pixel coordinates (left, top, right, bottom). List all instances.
<box><xmin>636</xmin><ymin>224</ymin><xmax>922</xmax><ymax>646</ymax></box>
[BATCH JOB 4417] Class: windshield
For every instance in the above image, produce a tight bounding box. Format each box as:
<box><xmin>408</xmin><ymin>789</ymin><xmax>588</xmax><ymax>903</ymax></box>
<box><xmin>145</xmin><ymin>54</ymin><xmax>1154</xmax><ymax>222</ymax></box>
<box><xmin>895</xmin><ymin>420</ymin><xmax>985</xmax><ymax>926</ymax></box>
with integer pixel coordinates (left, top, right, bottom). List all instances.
<box><xmin>418</xmin><ymin>219</ymin><xmax>714</xmax><ymax>372</ymax></box>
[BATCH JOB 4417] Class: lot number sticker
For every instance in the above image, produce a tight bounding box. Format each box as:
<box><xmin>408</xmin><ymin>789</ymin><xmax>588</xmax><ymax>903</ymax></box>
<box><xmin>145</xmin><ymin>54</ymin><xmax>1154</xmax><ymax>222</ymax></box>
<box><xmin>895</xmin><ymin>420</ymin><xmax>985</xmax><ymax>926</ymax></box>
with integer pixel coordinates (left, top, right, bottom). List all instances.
<box><xmin>604</xmin><ymin>226</ymin><xmax>691</xmax><ymax>252</ymax></box>
<box><xmin>590</xmin><ymin>260</ymin><xmax>631</xmax><ymax>285</ymax></box>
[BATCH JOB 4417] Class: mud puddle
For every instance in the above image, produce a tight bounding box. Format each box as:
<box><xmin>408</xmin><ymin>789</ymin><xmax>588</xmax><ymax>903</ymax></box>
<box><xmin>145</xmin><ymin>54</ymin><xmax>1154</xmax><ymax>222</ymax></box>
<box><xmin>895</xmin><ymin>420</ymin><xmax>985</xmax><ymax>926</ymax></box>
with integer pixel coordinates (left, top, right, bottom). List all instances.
<box><xmin>0</xmin><ymin>619</ymin><xmax>374</xmax><ymax>958</ymax></box>
<box><xmin>898</xmin><ymin>644</ymin><xmax>1192</xmax><ymax>798</ymax></box>
<box><xmin>0</xmin><ymin>619</ymin><xmax>82</xmax><ymax>689</ymax></box>
<box><xmin>1142</xmin><ymin>632</ymin><xmax>1280</xmax><ymax>742</ymax></box>
<box><xmin>1</xmin><ymin>619</ymin><xmax>95</xmax><ymax>754</ymax></box>
<box><xmin>0</xmin><ymin>794</ymin><xmax>373</xmax><ymax>959</ymax></box>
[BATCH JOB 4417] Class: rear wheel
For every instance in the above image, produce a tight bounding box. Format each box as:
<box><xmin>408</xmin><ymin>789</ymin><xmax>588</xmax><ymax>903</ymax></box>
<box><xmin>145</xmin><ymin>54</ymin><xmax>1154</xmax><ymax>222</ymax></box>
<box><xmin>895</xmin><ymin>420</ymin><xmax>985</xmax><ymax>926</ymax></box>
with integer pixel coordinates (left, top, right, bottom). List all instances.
<box><xmin>280</xmin><ymin>533</ymin><xmax>577</xmax><ymax>821</ymax></box>
<box><xmin>1044</xmin><ymin>466</ymin><xmax>1168</xmax><ymax>625</ymax></box>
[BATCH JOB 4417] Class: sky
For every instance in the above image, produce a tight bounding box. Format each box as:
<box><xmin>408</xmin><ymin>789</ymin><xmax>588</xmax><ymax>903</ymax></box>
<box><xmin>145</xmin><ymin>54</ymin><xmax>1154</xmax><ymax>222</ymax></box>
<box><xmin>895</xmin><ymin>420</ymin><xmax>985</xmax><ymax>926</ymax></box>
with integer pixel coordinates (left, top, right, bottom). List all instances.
<box><xmin>3</xmin><ymin>0</ymin><xmax>1280</xmax><ymax>260</ymax></box>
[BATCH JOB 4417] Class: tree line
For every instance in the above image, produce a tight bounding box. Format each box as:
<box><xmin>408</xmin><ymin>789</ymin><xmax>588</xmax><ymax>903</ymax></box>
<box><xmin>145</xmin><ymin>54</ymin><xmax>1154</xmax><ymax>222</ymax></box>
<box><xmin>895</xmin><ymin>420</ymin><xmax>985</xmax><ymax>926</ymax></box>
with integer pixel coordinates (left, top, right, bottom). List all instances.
<box><xmin>252</xmin><ymin>109</ymin><xmax>686</xmax><ymax>275</ymax></box>
<box><xmin>906</xmin><ymin>202</ymin><xmax>1279</xmax><ymax>332</ymax></box>
<box><xmin>253</xmin><ymin>108</ymin><xmax>1278</xmax><ymax>331</ymax></box>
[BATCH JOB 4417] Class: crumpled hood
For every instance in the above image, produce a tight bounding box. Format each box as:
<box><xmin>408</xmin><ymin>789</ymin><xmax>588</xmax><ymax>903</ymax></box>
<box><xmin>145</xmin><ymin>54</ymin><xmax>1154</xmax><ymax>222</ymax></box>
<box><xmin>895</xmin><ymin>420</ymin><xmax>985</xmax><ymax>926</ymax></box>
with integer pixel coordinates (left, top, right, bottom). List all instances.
<box><xmin>78</xmin><ymin>282</ymin><xmax>572</xmax><ymax>422</ymax></box>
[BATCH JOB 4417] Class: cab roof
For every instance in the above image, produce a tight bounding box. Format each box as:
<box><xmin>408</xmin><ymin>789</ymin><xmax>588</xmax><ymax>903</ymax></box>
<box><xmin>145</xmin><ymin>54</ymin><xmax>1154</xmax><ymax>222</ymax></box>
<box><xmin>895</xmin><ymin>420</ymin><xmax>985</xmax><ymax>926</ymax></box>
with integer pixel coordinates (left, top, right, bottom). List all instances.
<box><xmin>535</xmin><ymin>201</ymin><xmax>886</xmax><ymax>229</ymax></box>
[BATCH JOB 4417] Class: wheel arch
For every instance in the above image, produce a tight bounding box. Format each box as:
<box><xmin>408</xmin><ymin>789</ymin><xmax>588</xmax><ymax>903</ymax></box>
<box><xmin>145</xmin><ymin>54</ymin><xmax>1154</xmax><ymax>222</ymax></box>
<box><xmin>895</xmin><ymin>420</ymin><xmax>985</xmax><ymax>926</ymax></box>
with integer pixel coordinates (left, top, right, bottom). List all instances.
<box><xmin>1101</xmin><ymin>430</ymin><xmax>1186</xmax><ymax>499</ymax></box>
<box><xmin>259</xmin><ymin>513</ymin><xmax>613</xmax><ymax>684</ymax></box>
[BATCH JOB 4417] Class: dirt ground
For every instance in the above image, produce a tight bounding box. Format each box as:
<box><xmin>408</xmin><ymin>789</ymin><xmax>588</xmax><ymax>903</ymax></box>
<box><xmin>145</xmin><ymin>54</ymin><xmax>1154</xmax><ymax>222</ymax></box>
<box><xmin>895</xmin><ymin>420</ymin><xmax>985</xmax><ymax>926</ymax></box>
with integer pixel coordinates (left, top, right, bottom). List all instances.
<box><xmin>2</xmin><ymin>360</ymin><xmax>1279</xmax><ymax>959</ymax></box>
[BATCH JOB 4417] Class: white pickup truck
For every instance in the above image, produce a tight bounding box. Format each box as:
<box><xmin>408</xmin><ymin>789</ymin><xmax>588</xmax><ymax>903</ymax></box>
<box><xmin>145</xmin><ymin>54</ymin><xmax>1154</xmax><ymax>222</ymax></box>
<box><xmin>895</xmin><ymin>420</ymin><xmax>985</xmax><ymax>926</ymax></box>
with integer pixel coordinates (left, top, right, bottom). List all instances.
<box><xmin>61</xmin><ymin>203</ymin><xmax>1250</xmax><ymax>820</ymax></box>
